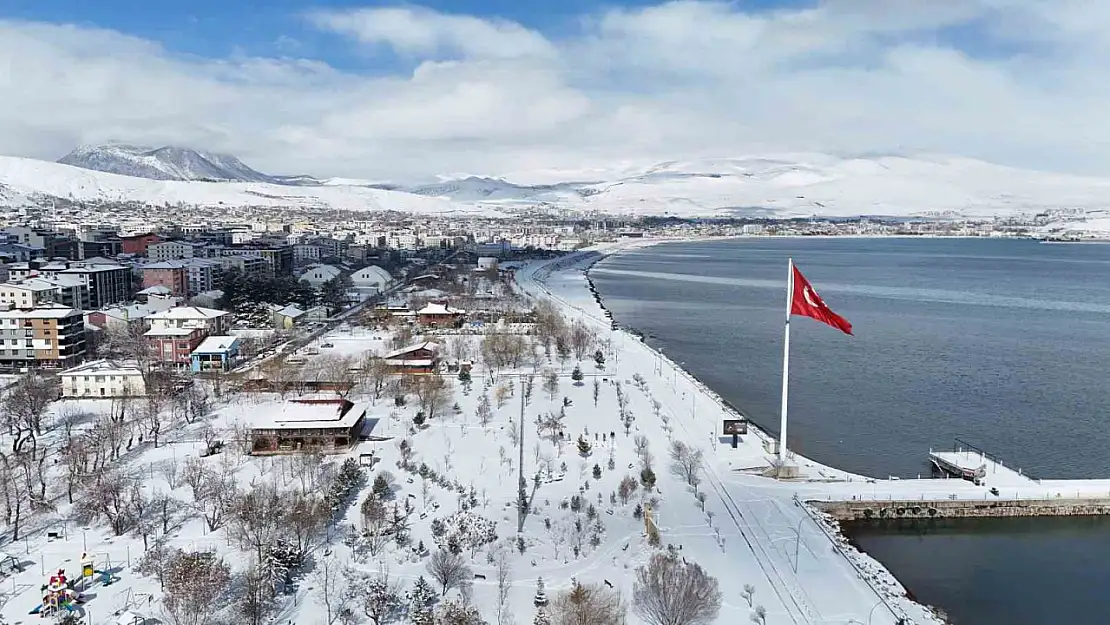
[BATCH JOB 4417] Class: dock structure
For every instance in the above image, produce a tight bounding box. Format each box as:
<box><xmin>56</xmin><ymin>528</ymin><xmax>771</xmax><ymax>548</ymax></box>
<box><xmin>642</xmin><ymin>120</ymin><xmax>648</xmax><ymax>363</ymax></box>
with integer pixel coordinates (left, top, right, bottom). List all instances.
<box><xmin>929</xmin><ymin>440</ymin><xmax>1035</xmax><ymax>488</ymax></box>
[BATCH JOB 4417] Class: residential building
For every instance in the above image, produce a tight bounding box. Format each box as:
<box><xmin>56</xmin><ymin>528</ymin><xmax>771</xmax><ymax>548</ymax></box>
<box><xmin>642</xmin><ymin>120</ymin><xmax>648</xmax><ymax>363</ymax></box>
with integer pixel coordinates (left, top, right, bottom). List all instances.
<box><xmin>59</xmin><ymin>264</ymin><xmax>132</xmax><ymax>309</ymax></box>
<box><xmin>147</xmin><ymin>306</ymin><xmax>231</xmax><ymax>335</ymax></box>
<box><xmin>350</xmin><ymin>265</ymin><xmax>392</xmax><ymax>295</ymax></box>
<box><xmin>272</xmin><ymin>304</ymin><xmax>306</xmax><ymax>329</ymax></box>
<box><xmin>147</xmin><ymin>241</ymin><xmax>196</xmax><ymax>261</ymax></box>
<box><xmin>294</xmin><ymin>244</ymin><xmax>323</xmax><ymax>263</ymax></box>
<box><xmin>120</xmin><ymin>233</ymin><xmax>160</xmax><ymax>256</ymax></box>
<box><xmin>184</xmin><ymin>259</ymin><xmax>221</xmax><ymax>296</ymax></box>
<box><xmin>249</xmin><ymin>398</ymin><xmax>369</xmax><ymax>454</ymax></box>
<box><xmin>0</xmin><ymin>243</ymin><xmax>42</xmax><ymax>262</ymax></box>
<box><xmin>190</xmin><ymin>336</ymin><xmax>241</xmax><ymax>373</ymax></box>
<box><xmin>299</xmin><ymin>264</ymin><xmax>341</xmax><ymax>288</ymax></box>
<box><xmin>141</xmin><ymin>262</ymin><xmax>189</xmax><ymax>297</ymax></box>
<box><xmin>145</xmin><ymin>326</ymin><xmax>207</xmax><ymax>367</ymax></box>
<box><xmin>216</xmin><ymin>254</ymin><xmax>267</xmax><ymax>276</ymax></box>
<box><xmin>0</xmin><ymin>281</ymin><xmax>56</xmax><ymax>309</ymax></box>
<box><xmin>0</xmin><ymin>305</ymin><xmax>86</xmax><ymax>369</ymax></box>
<box><xmin>59</xmin><ymin>360</ymin><xmax>146</xmax><ymax>397</ymax></box>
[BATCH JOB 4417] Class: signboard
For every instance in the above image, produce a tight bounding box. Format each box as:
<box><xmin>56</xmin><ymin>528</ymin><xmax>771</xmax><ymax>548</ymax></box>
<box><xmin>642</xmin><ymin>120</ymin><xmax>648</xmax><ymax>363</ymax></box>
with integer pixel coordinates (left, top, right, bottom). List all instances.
<box><xmin>722</xmin><ymin>419</ymin><xmax>748</xmax><ymax>435</ymax></box>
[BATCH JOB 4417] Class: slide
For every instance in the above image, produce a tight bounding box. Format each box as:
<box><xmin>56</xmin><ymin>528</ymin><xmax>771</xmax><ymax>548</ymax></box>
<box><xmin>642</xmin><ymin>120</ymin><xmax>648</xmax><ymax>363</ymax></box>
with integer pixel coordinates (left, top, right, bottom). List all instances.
<box><xmin>29</xmin><ymin>604</ymin><xmax>42</xmax><ymax>614</ymax></box>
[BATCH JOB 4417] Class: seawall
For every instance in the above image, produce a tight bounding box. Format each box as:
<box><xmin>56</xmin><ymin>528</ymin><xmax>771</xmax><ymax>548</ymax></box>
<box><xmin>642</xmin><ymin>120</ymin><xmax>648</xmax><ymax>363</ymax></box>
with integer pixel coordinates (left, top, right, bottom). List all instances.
<box><xmin>812</xmin><ymin>497</ymin><xmax>1110</xmax><ymax>521</ymax></box>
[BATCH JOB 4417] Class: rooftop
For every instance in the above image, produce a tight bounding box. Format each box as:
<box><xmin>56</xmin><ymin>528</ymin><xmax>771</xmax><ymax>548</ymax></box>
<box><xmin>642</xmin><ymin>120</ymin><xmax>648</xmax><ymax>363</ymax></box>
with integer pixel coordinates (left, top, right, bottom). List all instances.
<box><xmin>193</xmin><ymin>335</ymin><xmax>240</xmax><ymax>354</ymax></box>
<box><xmin>60</xmin><ymin>359</ymin><xmax>143</xmax><ymax>377</ymax></box>
<box><xmin>147</xmin><ymin>306</ymin><xmax>228</xmax><ymax>320</ymax></box>
<box><xmin>254</xmin><ymin>398</ymin><xmax>370</xmax><ymax>431</ymax></box>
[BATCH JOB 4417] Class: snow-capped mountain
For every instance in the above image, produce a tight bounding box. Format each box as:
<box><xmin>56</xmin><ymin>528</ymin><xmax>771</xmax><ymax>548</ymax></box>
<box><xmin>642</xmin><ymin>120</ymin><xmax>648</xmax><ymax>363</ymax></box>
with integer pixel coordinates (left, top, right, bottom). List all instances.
<box><xmin>57</xmin><ymin>144</ymin><xmax>319</xmax><ymax>185</ymax></box>
<box><xmin>418</xmin><ymin>154</ymin><xmax>1110</xmax><ymax>221</ymax></box>
<box><xmin>8</xmin><ymin>150</ymin><xmax>1110</xmax><ymax>228</ymax></box>
<box><xmin>0</xmin><ymin>156</ymin><xmax>494</xmax><ymax>215</ymax></box>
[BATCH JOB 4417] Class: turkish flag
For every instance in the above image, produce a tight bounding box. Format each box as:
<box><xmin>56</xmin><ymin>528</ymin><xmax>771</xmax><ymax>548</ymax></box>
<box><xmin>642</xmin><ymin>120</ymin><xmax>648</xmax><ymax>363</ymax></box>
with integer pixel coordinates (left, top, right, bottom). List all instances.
<box><xmin>791</xmin><ymin>265</ymin><xmax>853</xmax><ymax>335</ymax></box>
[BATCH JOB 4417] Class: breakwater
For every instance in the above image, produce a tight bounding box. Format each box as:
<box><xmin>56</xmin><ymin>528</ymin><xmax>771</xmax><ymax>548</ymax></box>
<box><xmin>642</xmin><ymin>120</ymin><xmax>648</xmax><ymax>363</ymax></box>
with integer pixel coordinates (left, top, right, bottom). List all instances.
<box><xmin>813</xmin><ymin>497</ymin><xmax>1110</xmax><ymax>521</ymax></box>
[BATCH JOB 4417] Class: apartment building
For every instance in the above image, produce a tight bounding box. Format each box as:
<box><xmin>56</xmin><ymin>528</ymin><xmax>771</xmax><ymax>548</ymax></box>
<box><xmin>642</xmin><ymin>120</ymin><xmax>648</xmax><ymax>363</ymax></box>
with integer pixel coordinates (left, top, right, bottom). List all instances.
<box><xmin>0</xmin><ymin>305</ymin><xmax>86</xmax><ymax>369</ymax></box>
<box><xmin>141</xmin><ymin>262</ymin><xmax>188</xmax><ymax>297</ymax></box>
<box><xmin>59</xmin><ymin>359</ymin><xmax>146</xmax><ymax>398</ymax></box>
<box><xmin>147</xmin><ymin>241</ymin><xmax>197</xmax><ymax>261</ymax></box>
<box><xmin>59</xmin><ymin>264</ymin><xmax>132</xmax><ymax>309</ymax></box>
<box><xmin>216</xmin><ymin>255</ymin><xmax>267</xmax><ymax>276</ymax></box>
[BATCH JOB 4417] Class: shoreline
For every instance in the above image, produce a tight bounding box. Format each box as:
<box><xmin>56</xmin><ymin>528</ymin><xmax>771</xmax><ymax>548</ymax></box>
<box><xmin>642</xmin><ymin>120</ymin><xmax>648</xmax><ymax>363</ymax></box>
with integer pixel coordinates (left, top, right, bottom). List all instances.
<box><xmin>520</xmin><ymin>244</ymin><xmax>945</xmax><ymax>624</ymax></box>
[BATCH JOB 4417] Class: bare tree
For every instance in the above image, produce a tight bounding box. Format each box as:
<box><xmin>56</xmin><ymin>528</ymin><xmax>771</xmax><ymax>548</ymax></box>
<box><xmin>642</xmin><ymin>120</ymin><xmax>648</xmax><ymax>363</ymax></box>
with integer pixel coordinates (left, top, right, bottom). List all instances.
<box><xmin>317</xmin><ymin>354</ymin><xmax>358</xmax><ymax>397</ymax></box>
<box><xmin>78</xmin><ymin>469</ymin><xmax>142</xmax><ymax>536</ymax></box>
<box><xmin>161</xmin><ymin>549</ymin><xmax>231</xmax><ymax>625</ymax></box>
<box><xmin>496</xmin><ymin>550</ymin><xmax>513</xmax><ymax>625</ymax></box>
<box><xmin>427</xmin><ymin>549</ymin><xmax>472</xmax><ymax>596</ymax></box>
<box><xmin>476</xmin><ymin>393</ymin><xmax>493</xmax><ymax>427</ymax></box>
<box><xmin>230</xmin><ymin>482</ymin><xmax>285</xmax><ymax>561</ymax></box>
<box><xmin>568</xmin><ymin>321</ymin><xmax>594</xmax><ymax>361</ymax></box>
<box><xmin>751</xmin><ymin>605</ymin><xmax>766</xmax><ymax>625</ymax></box>
<box><xmin>633</xmin><ymin>553</ymin><xmax>721</xmax><ymax>625</ymax></box>
<box><xmin>3</xmin><ymin>374</ymin><xmax>56</xmax><ymax>451</ymax></box>
<box><xmin>741</xmin><ymin>584</ymin><xmax>755</xmax><ymax>608</ymax></box>
<box><xmin>541</xmin><ymin>369</ymin><xmax>559</xmax><ymax>402</ymax></box>
<box><xmin>413</xmin><ymin>375</ymin><xmax>452</xmax><ymax>420</ymax></box>
<box><xmin>360</xmin><ymin>494</ymin><xmax>392</xmax><ymax>556</ymax></box>
<box><xmin>315</xmin><ymin>555</ymin><xmax>356</xmax><ymax>625</ymax></box>
<box><xmin>617</xmin><ymin>476</ymin><xmax>638</xmax><ymax>505</ymax></box>
<box><xmin>550</xmin><ymin>581</ymin><xmax>625</xmax><ymax>625</ymax></box>
<box><xmin>0</xmin><ymin>452</ymin><xmax>27</xmax><ymax>539</ymax></box>
<box><xmin>284</xmin><ymin>490</ymin><xmax>329</xmax><ymax>555</ymax></box>
<box><xmin>668</xmin><ymin>441</ymin><xmax>704</xmax><ymax>494</ymax></box>
<box><xmin>361</xmin><ymin>354</ymin><xmax>391</xmax><ymax>401</ymax></box>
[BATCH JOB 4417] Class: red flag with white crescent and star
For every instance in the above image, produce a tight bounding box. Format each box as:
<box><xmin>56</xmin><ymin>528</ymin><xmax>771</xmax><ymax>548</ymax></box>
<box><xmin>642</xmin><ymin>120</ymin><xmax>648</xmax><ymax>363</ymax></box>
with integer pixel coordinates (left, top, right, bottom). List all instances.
<box><xmin>790</xmin><ymin>265</ymin><xmax>853</xmax><ymax>335</ymax></box>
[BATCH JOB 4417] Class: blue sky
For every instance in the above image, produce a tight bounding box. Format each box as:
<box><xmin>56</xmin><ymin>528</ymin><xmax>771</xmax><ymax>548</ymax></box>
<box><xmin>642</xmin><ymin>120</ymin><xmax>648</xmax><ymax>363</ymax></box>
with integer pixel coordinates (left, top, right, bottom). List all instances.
<box><xmin>0</xmin><ymin>1</ymin><xmax>1106</xmax><ymax>179</ymax></box>
<box><xmin>3</xmin><ymin>0</ymin><xmax>811</xmax><ymax>67</ymax></box>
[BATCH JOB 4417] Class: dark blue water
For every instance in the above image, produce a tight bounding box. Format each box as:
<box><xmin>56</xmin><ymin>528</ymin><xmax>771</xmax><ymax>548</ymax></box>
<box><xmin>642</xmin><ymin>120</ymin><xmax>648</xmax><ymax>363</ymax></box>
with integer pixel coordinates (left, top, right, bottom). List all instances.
<box><xmin>590</xmin><ymin>237</ymin><xmax>1110</xmax><ymax>625</ymax></box>
<box><xmin>591</xmin><ymin>237</ymin><xmax>1110</xmax><ymax>479</ymax></box>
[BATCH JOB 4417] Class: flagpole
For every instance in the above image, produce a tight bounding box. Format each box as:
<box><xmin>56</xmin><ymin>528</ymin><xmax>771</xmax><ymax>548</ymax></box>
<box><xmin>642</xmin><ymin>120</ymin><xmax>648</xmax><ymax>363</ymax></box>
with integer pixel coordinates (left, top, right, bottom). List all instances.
<box><xmin>778</xmin><ymin>258</ymin><xmax>793</xmax><ymax>466</ymax></box>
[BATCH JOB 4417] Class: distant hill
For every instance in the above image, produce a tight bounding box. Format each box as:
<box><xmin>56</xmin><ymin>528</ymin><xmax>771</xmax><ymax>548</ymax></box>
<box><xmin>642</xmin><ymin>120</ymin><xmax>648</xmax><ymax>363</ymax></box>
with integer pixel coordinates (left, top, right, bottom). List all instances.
<box><xmin>57</xmin><ymin>143</ymin><xmax>320</xmax><ymax>185</ymax></box>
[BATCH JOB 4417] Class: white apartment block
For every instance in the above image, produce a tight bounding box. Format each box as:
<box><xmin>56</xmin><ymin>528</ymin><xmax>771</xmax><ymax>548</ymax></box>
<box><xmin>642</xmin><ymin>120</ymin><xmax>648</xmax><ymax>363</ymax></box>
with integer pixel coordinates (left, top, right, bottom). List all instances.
<box><xmin>59</xmin><ymin>359</ymin><xmax>146</xmax><ymax>398</ymax></box>
<box><xmin>148</xmin><ymin>241</ymin><xmax>197</xmax><ymax>261</ymax></box>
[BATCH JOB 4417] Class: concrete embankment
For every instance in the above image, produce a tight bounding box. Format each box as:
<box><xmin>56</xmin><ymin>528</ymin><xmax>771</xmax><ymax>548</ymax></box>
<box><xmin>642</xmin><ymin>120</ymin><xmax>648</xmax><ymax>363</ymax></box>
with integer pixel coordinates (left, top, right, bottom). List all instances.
<box><xmin>812</xmin><ymin>497</ymin><xmax>1110</xmax><ymax>521</ymax></box>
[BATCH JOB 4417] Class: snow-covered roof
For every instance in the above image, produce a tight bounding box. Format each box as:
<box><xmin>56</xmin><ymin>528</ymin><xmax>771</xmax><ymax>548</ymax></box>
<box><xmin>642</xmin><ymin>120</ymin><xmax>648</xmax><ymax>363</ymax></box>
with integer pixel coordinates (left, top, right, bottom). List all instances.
<box><xmin>275</xmin><ymin>305</ymin><xmax>305</xmax><ymax>318</ymax></box>
<box><xmin>383</xmin><ymin>341</ymin><xmax>439</xmax><ymax>359</ymax></box>
<box><xmin>147</xmin><ymin>306</ymin><xmax>228</xmax><ymax>320</ymax></box>
<box><xmin>0</xmin><ymin>306</ymin><xmax>80</xmax><ymax>319</ymax></box>
<box><xmin>59</xmin><ymin>359</ymin><xmax>144</xmax><ymax>377</ymax></box>
<box><xmin>138</xmin><ymin>285</ymin><xmax>173</xmax><ymax>295</ymax></box>
<box><xmin>253</xmin><ymin>399</ymin><xmax>369</xmax><ymax>431</ymax></box>
<box><xmin>192</xmin><ymin>335</ymin><xmax>240</xmax><ymax>354</ymax></box>
<box><xmin>351</xmin><ymin>265</ymin><xmax>392</xmax><ymax>285</ymax></box>
<box><xmin>417</xmin><ymin>302</ymin><xmax>464</xmax><ymax>315</ymax></box>
<box><xmin>144</xmin><ymin>327</ymin><xmax>199</xmax><ymax>337</ymax></box>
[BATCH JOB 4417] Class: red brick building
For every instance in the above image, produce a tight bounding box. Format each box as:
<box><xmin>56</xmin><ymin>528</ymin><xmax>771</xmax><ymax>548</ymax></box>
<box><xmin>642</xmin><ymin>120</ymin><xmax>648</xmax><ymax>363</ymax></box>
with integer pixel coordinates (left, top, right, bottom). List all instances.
<box><xmin>141</xmin><ymin>263</ymin><xmax>189</xmax><ymax>297</ymax></box>
<box><xmin>121</xmin><ymin>233</ymin><xmax>161</xmax><ymax>256</ymax></box>
<box><xmin>146</xmin><ymin>327</ymin><xmax>207</xmax><ymax>366</ymax></box>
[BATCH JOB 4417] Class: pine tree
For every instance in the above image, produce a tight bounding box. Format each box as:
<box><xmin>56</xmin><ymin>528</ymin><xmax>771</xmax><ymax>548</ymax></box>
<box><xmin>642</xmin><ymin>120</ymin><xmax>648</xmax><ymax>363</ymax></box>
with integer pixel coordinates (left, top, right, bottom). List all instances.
<box><xmin>408</xmin><ymin>575</ymin><xmax>438</xmax><ymax>625</ymax></box>
<box><xmin>533</xmin><ymin>576</ymin><xmax>548</xmax><ymax>606</ymax></box>
<box><xmin>577</xmin><ymin>435</ymin><xmax>592</xmax><ymax>456</ymax></box>
<box><xmin>571</xmin><ymin>366</ymin><xmax>584</xmax><ymax>383</ymax></box>
<box><xmin>533</xmin><ymin>608</ymin><xmax>552</xmax><ymax>625</ymax></box>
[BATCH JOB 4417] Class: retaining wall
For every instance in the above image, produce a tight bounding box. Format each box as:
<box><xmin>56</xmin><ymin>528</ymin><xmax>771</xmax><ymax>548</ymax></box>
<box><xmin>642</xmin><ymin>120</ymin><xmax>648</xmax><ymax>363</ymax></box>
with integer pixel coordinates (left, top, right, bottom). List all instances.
<box><xmin>811</xmin><ymin>497</ymin><xmax>1110</xmax><ymax>521</ymax></box>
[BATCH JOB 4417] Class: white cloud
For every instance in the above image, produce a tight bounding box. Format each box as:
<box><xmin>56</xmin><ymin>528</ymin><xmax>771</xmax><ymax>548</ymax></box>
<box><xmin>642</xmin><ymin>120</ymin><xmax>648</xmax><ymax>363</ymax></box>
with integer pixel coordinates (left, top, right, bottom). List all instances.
<box><xmin>2</xmin><ymin>1</ymin><xmax>1110</xmax><ymax>180</ymax></box>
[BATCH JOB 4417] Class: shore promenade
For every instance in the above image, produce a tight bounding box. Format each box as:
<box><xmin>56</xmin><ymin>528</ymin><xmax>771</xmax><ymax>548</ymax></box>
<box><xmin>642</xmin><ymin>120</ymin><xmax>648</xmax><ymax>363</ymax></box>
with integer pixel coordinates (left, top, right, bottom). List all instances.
<box><xmin>516</xmin><ymin>240</ymin><xmax>1110</xmax><ymax>625</ymax></box>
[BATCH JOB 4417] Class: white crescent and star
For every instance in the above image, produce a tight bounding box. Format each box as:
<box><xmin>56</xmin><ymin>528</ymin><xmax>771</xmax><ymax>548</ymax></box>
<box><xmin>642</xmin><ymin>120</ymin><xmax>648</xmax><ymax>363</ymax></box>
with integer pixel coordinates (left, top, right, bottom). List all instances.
<box><xmin>803</xmin><ymin>285</ymin><xmax>822</xmax><ymax>308</ymax></box>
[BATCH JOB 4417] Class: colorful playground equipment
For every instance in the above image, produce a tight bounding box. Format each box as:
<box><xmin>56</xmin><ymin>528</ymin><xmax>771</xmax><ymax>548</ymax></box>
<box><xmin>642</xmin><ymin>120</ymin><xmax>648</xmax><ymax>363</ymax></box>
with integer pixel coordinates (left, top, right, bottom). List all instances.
<box><xmin>30</xmin><ymin>568</ymin><xmax>81</xmax><ymax>616</ymax></box>
<box><xmin>30</xmin><ymin>552</ymin><xmax>118</xmax><ymax>617</ymax></box>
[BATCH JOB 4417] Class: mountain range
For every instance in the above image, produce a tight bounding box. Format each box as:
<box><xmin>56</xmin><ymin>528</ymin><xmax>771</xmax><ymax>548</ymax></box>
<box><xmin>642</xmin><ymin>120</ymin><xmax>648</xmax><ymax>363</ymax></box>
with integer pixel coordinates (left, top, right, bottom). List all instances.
<box><xmin>0</xmin><ymin>144</ymin><xmax>1105</xmax><ymax>232</ymax></box>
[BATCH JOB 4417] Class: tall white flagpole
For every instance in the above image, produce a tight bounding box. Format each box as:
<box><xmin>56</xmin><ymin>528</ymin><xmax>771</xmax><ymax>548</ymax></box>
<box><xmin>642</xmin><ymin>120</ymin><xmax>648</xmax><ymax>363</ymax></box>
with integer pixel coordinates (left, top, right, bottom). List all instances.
<box><xmin>778</xmin><ymin>258</ymin><xmax>794</xmax><ymax>465</ymax></box>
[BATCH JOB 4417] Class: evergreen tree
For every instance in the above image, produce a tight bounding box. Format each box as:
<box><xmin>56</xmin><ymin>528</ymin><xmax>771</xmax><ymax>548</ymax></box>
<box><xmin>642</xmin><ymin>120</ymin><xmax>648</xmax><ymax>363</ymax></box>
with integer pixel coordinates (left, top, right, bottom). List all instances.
<box><xmin>571</xmin><ymin>366</ymin><xmax>584</xmax><ymax>383</ymax></box>
<box><xmin>408</xmin><ymin>575</ymin><xmax>438</xmax><ymax>625</ymax></box>
<box><xmin>533</xmin><ymin>576</ymin><xmax>548</xmax><ymax>606</ymax></box>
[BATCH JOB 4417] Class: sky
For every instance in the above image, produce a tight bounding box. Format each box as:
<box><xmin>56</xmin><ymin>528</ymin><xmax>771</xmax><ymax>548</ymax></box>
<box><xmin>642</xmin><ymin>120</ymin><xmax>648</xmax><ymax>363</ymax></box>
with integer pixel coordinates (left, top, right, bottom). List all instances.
<box><xmin>2</xmin><ymin>0</ymin><xmax>1110</xmax><ymax>181</ymax></box>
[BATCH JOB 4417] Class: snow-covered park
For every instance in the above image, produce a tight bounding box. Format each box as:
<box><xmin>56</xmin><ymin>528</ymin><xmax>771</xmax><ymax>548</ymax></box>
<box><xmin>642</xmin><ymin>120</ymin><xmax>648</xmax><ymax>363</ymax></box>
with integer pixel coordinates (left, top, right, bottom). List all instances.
<box><xmin>0</xmin><ymin>241</ymin><xmax>1016</xmax><ymax>625</ymax></box>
